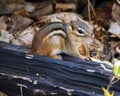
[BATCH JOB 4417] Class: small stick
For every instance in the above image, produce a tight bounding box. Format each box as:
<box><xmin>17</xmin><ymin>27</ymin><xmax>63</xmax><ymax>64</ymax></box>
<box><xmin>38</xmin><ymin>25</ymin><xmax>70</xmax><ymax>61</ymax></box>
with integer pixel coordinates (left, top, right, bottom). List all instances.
<box><xmin>55</xmin><ymin>3</ymin><xmax>77</xmax><ymax>11</ymax></box>
<box><xmin>87</xmin><ymin>0</ymin><xmax>91</xmax><ymax>22</ymax></box>
<box><xmin>87</xmin><ymin>0</ymin><xmax>97</xmax><ymax>23</ymax></box>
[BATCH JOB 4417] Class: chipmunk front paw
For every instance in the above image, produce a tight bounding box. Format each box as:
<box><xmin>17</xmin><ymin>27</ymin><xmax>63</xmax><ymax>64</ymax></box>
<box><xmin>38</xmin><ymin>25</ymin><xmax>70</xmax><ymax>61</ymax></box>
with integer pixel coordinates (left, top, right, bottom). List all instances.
<box><xmin>50</xmin><ymin>55</ymin><xmax>63</xmax><ymax>60</ymax></box>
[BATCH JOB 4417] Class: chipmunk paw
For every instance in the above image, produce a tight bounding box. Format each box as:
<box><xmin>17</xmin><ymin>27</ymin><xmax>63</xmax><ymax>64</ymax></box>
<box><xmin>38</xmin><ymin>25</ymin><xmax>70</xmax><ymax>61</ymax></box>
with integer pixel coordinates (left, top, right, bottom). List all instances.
<box><xmin>50</xmin><ymin>55</ymin><xmax>63</xmax><ymax>60</ymax></box>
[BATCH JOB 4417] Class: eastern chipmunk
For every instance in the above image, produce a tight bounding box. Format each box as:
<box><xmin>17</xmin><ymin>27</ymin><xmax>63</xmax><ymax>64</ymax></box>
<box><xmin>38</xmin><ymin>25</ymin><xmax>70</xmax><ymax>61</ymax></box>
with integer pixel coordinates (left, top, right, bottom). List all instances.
<box><xmin>31</xmin><ymin>21</ymin><xmax>93</xmax><ymax>59</ymax></box>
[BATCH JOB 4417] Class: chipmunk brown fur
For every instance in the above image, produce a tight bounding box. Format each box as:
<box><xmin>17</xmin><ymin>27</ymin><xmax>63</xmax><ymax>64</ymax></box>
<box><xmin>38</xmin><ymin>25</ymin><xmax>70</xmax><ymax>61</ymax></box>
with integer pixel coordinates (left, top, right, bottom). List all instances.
<box><xmin>31</xmin><ymin>21</ymin><xmax>92</xmax><ymax>59</ymax></box>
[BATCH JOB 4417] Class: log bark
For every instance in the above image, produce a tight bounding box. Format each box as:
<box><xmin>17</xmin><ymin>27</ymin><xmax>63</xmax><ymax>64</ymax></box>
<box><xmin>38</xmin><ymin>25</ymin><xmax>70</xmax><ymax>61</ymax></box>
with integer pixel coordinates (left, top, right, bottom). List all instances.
<box><xmin>0</xmin><ymin>42</ymin><xmax>120</xmax><ymax>96</ymax></box>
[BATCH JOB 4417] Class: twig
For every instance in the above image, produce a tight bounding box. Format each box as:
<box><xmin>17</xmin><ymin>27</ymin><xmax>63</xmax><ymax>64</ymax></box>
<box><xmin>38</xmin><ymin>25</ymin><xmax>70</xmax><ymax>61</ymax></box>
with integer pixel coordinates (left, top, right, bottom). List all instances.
<box><xmin>20</xmin><ymin>85</ymin><xmax>23</xmax><ymax>96</ymax></box>
<box><xmin>55</xmin><ymin>3</ymin><xmax>77</xmax><ymax>11</ymax></box>
<box><xmin>87</xmin><ymin>0</ymin><xmax>97</xmax><ymax>23</ymax></box>
<box><xmin>87</xmin><ymin>0</ymin><xmax>91</xmax><ymax>22</ymax></box>
<box><xmin>111</xmin><ymin>78</ymin><xmax>120</xmax><ymax>85</ymax></box>
<box><xmin>107</xmin><ymin>76</ymin><xmax>120</xmax><ymax>91</ymax></box>
<box><xmin>107</xmin><ymin>76</ymin><xmax>115</xmax><ymax>91</ymax></box>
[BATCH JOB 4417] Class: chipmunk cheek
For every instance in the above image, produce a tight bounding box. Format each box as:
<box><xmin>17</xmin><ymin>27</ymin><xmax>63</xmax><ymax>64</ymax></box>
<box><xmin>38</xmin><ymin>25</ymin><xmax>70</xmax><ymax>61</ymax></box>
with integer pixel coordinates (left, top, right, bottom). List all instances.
<box><xmin>78</xmin><ymin>44</ymin><xmax>87</xmax><ymax>56</ymax></box>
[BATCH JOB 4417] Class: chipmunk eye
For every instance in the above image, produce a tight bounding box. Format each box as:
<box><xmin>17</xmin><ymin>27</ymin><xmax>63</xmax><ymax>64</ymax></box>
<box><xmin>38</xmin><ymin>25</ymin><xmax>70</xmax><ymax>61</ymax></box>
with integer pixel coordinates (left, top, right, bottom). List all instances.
<box><xmin>78</xmin><ymin>28</ymin><xmax>85</xmax><ymax>34</ymax></box>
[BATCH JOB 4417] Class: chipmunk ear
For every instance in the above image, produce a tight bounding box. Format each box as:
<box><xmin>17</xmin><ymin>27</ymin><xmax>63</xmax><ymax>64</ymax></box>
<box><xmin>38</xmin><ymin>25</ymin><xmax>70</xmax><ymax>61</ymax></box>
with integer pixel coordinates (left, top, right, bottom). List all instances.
<box><xmin>69</xmin><ymin>21</ymin><xmax>86</xmax><ymax>36</ymax></box>
<box><xmin>70</xmin><ymin>20</ymin><xmax>77</xmax><ymax>30</ymax></box>
<box><xmin>70</xmin><ymin>21</ymin><xmax>85</xmax><ymax>34</ymax></box>
<box><xmin>67</xmin><ymin>26</ymin><xmax>73</xmax><ymax>33</ymax></box>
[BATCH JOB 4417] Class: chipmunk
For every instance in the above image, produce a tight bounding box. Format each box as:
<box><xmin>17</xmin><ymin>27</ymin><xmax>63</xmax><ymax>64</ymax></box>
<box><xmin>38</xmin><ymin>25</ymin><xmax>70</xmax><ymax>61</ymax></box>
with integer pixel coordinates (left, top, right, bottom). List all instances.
<box><xmin>31</xmin><ymin>21</ymin><xmax>93</xmax><ymax>59</ymax></box>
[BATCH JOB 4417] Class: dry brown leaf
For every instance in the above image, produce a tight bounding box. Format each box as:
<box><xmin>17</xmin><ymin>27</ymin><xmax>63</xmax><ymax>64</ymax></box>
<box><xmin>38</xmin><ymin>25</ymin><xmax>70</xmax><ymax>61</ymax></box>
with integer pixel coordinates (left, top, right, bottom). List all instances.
<box><xmin>0</xmin><ymin>30</ymin><xmax>13</xmax><ymax>43</ymax></box>
<box><xmin>0</xmin><ymin>16</ymin><xmax>9</xmax><ymax>30</ymax></box>
<box><xmin>93</xmin><ymin>25</ymin><xmax>109</xmax><ymax>43</ymax></box>
<box><xmin>13</xmin><ymin>8</ymin><xmax>30</xmax><ymax>17</ymax></box>
<box><xmin>108</xmin><ymin>22</ymin><xmax>120</xmax><ymax>38</ymax></box>
<box><xmin>11</xmin><ymin>26</ymin><xmax>36</xmax><ymax>46</ymax></box>
<box><xmin>9</xmin><ymin>16</ymin><xmax>33</xmax><ymax>36</ymax></box>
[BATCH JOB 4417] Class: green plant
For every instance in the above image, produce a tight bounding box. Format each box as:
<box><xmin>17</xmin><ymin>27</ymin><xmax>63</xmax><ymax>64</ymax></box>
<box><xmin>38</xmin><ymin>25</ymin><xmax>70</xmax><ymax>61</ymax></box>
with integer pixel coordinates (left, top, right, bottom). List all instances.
<box><xmin>102</xmin><ymin>87</ymin><xmax>114</xmax><ymax>96</ymax></box>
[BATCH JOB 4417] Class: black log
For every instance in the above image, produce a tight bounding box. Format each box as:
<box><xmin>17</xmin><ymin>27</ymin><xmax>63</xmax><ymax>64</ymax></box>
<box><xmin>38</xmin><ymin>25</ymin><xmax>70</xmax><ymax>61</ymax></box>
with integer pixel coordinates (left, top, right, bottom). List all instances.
<box><xmin>0</xmin><ymin>42</ymin><xmax>120</xmax><ymax>96</ymax></box>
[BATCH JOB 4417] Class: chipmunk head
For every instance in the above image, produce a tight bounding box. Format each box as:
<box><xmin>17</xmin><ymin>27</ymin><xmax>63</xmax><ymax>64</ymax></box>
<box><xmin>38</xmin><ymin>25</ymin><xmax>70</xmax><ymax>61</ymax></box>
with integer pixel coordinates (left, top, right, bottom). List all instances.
<box><xmin>67</xmin><ymin>21</ymin><xmax>105</xmax><ymax>59</ymax></box>
<box><xmin>68</xmin><ymin>20</ymin><xmax>94</xmax><ymax>37</ymax></box>
<box><xmin>66</xmin><ymin>20</ymin><xmax>95</xmax><ymax>59</ymax></box>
